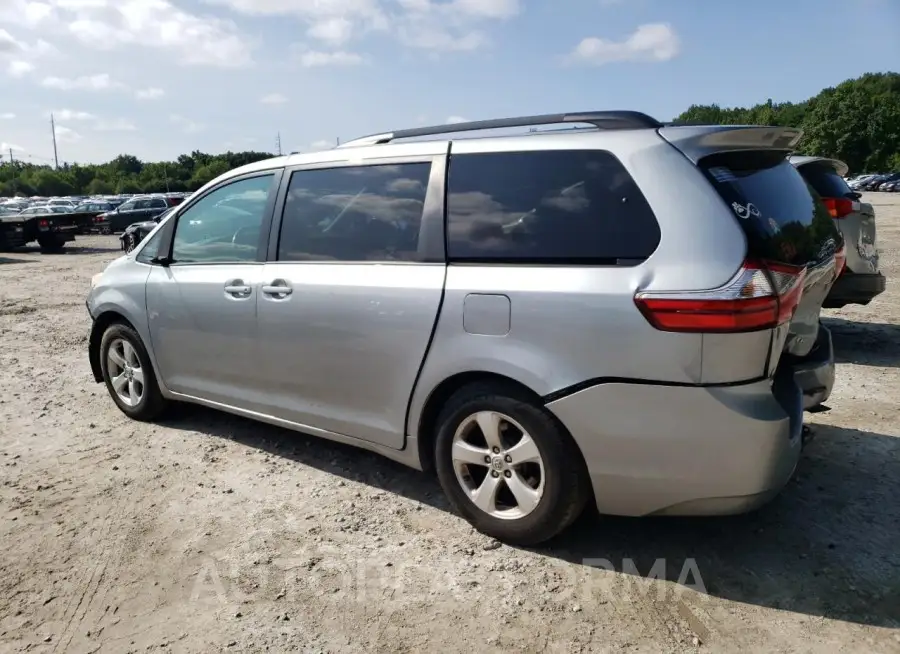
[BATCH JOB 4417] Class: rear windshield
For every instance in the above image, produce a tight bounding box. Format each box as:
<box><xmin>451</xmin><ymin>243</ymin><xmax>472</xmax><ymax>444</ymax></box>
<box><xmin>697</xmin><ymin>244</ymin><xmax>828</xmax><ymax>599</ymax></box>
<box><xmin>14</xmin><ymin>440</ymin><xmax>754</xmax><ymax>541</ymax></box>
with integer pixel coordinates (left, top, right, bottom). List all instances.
<box><xmin>700</xmin><ymin>151</ymin><xmax>841</xmax><ymax>267</ymax></box>
<box><xmin>796</xmin><ymin>162</ymin><xmax>855</xmax><ymax>199</ymax></box>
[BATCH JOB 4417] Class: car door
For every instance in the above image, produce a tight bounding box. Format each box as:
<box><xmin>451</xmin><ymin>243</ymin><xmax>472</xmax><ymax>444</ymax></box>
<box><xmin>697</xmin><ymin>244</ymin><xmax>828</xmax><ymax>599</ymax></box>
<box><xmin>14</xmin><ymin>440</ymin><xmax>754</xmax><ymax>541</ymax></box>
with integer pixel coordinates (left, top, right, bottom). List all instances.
<box><xmin>145</xmin><ymin>170</ymin><xmax>283</xmax><ymax>409</ymax></box>
<box><xmin>255</xmin><ymin>150</ymin><xmax>447</xmax><ymax>449</ymax></box>
<box><xmin>149</xmin><ymin>198</ymin><xmax>168</xmax><ymax>218</ymax></box>
<box><xmin>111</xmin><ymin>200</ymin><xmax>137</xmax><ymax>231</ymax></box>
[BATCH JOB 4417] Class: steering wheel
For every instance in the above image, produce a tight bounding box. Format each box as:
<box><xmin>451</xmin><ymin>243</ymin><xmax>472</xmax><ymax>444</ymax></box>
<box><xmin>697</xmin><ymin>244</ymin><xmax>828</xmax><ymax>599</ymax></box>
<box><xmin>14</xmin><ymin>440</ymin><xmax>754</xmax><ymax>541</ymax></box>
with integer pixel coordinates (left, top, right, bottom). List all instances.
<box><xmin>232</xmin><ymin>226</ymin><xmax>256</xmax><ymax>246</ymax></box>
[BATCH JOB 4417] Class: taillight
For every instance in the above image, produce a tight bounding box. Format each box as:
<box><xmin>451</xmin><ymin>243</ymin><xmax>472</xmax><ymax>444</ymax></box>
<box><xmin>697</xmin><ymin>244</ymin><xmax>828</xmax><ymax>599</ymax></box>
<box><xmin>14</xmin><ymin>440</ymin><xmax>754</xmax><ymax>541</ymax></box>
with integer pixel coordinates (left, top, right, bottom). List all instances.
<box><xmin>634</xmin><ymin>260</ymin><xmax>806</xmax><ymax>333</ymax></box>
<box><xmin>38</xmin><ymin>219</ymin><xmax>49</xmax><ymax>228</ymax></box>
<box><xmin>822</xmin><ymin>197</ymin><xmax>857</xmax><ymax>218</ymax></box>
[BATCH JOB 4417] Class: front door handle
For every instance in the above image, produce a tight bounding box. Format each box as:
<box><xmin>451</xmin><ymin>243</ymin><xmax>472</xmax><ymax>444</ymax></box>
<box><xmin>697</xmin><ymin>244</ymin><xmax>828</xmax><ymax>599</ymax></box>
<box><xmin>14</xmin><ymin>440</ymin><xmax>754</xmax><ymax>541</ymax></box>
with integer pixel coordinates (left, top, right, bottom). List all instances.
<box><xmin>262</xmin><ymin>279</ymin><xmax>292</xmax><ymax>298</ymax></box>
<box><xmin>224</xmin><ymin>279</ymin><xmax>252</xmax><ymax>298</ymax></box>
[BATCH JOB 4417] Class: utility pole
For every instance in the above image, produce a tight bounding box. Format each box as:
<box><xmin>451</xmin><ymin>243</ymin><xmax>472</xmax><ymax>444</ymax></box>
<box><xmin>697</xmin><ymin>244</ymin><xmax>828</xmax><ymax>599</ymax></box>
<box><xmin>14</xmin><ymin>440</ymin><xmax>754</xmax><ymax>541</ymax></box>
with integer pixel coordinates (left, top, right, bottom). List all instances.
<box><xmin>50</xmin><ymin>113</ymin><xmax>59</xmax><ymax>169</ymax></box>
<box><xmin>163</xmin><ymin>164</ymin><xmax>170</xmax><ymax>192</ymax></box>
<box><xmin>275</xmin><ymin>132</ymin><xmax>282</xmax><ymax>156</ymax></box>
<box><xmin>336</xmin><ymin>137</ymin><xmax>340</xmax><ymax>146</ymax></box>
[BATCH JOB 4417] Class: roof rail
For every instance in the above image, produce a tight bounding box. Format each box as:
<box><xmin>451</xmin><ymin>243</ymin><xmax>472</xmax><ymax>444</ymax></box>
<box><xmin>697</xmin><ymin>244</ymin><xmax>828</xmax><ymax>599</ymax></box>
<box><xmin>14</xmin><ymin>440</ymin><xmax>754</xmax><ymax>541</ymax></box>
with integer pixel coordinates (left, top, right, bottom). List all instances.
<box><xmin>337</xmin><ymin>110</ymin><xmax>662</xmax><ymax>148</ymax></box>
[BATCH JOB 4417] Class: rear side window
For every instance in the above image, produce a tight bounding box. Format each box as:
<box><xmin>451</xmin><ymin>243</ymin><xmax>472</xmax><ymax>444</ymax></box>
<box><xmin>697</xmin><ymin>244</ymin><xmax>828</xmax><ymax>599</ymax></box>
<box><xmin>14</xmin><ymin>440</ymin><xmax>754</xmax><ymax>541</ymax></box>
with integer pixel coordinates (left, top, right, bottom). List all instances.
<box><xmin>701</xmin><ymin>152</ymin><xmax>841</xmax><ymax>267</ymax></box>
<box><xmin>446</xmin><ymin>150</ymin><xmax>660</xmax><ymax>264</ymax></box>
<box><xmin>796</xmin><ymin>163</ymin><xmax>855</xmax><ymax>199</ymax></box>
<box><xmin>277</xmin><ymin>163</ymin><xmax>431</xmax><ymax>262</ymax></box>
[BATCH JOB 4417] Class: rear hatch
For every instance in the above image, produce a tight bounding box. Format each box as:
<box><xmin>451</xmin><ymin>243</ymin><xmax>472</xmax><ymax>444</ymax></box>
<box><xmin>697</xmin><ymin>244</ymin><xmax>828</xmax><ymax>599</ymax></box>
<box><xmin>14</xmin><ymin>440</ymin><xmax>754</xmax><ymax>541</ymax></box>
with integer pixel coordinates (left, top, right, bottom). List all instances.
<box><xmin>696</xmin><ymin>150</ymin><xmax>842</xmax><ymax>358</ymax></box>
<box><xmin>794</xmin><ymin>158</ymin><xmax>878</xmax><ymax>274</ymax></box>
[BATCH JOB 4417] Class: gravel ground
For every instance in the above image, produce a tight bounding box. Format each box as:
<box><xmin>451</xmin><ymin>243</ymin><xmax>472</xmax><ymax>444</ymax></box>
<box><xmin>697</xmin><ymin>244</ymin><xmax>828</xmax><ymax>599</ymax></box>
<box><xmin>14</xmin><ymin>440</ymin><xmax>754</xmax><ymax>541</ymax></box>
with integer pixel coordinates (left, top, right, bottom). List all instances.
<box><xmin>1</xmin><ymin>195</ymin><xmax>899</xmax><ymax>653</ymax></box>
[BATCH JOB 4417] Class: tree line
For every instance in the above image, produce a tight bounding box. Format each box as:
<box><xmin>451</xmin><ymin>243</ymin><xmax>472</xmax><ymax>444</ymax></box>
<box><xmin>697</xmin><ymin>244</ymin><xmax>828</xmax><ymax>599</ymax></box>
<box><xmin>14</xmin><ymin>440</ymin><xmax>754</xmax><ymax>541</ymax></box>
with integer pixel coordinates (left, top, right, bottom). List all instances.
<box><xmin>1</xmin><ymin>72</ymin><xmax>898</xmax><ymax>198</ymax></box>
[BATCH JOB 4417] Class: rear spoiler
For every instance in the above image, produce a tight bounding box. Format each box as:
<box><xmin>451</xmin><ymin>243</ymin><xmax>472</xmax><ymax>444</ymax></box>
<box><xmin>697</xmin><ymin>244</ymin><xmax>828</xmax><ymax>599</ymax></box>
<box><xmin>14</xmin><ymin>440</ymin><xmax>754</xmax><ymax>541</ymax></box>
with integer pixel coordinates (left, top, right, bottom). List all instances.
<box><xmin>657</xmin><ymin>125</ymin><xmax>803</xmax><ymax>164</ymax></box>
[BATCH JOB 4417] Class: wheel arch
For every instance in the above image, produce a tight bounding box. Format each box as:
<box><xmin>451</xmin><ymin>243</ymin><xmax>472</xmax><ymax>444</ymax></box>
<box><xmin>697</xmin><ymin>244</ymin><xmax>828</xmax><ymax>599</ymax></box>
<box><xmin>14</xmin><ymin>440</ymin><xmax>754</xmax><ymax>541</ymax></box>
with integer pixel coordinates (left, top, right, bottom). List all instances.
<box><xmin>88</xmin><ymin>311</ymin><xmax>137</xmax><ymax>383</ymax></box>
<box><xmin>413</xmin><ymin>371</ymin><xmax>545</xmax><ymax>472</ymax></box>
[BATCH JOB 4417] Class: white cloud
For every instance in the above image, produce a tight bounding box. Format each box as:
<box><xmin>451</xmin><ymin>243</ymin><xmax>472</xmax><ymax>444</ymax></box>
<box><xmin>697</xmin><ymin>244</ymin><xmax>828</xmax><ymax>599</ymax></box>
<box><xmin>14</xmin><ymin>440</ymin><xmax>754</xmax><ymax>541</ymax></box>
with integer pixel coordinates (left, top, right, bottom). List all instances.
<box><xmin>41</xmin><ymin>73</ymin><xmax>124</xmax><ymax>90</ymax></box>
<box><xmin>93</xmin><ymin>118</ymin><xmax>137</xmax><ymax>131</ymax></box>
<box><xmin>0</xmin><ymin>28</ymin><xmax>25</xmax><ymax>54</ymax></box>
<box><xmin>295</xmin><ymin>49</ymin><xmax>364</xmax><ymax>67</ymax></box>
<box><xmin>309</xmin><ymin>139</ymin><xmax>334</xmax><ymax>150</ymax></box>
<box><xmin>568</xmin><ymin>23</ymin><xmax>680</xmax><ymax>66</ymax></box>
<box><xmin>207</xmin><ymin>0</ymin><xmax>516</xmax><ymax>53</ymax></box>
<box><xmin>1</xmin><ymin>142</ymin><xmax>24</xmax><ymax>152</ymax></box>
<box><xmin>260</xmin><ymin>92</ymin><xmax>287</xmax><ymax>104</ymax></box>
<box><xmin>0</xmin><ymin>27</ymin><xmax>54</xmax><ymax>75</ymax></box>
<box><xmin>6</xmin><ymin>60</ymin><xmax>33</xmax><ymax>76</ymax></box>
<box><xmin>4</xmin><ymin>0</ymin><xmax>253</xmax><ymax>68</ymax></box>
<box><xmin>135</xmin><ymin>87</ymin><xmax>164</xmax><ymax>100</ymax></box>
<box><xmin>54</xmin><ymin>125</ymin><xmax>82</xmax><ymax>142</ymax></box>
<box><xmin>446</xmin><ymin>115</ymin><xmax>468</xmax><ymax>124</ymax></box>
<box><xmin>0</xmin><ymin>113</ymin><xmax>15</xmax><ymax>119</ymax></box>
<box><xmin>53</xmin><ymin>109</ymin><xmax>95</xmax><ymax>121</ymax></box>
<box><xmin>308</xmin><ymin>17</ymin><xmax>353</xmax><ymax>45</ymax></box>
<box><xmin>170</xmin><ymin>114</ymin><xmax>205</xmax><ymax>134</ymax></box>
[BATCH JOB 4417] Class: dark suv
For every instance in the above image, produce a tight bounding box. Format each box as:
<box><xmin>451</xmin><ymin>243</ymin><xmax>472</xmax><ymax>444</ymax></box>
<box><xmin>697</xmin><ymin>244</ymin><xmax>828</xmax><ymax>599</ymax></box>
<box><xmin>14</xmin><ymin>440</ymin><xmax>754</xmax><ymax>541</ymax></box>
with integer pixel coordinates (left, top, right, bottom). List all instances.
<box><xmin>95</xmin><ymin>196</ymin><xmax>176</xmax><ymax>234</ymax></box>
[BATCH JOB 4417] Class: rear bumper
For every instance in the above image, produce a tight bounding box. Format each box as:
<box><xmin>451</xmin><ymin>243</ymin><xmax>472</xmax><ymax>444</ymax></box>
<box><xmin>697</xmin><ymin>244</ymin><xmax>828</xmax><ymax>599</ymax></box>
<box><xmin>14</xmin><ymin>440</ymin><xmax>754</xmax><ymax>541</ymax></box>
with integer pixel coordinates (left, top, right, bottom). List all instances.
<box><xmin>790</xmin><ymin>324</ymin><xmax>835</xmax><ymax>410</ymax></box>
<box><xmin>824</xmin><ymin>272</ymin><xmax>886</xmax><ymax>308</ymax></box>
<box><xmin>547</xmin><ymin>370</ymin><xmax>804</xmax><ymax>517</ymax></box>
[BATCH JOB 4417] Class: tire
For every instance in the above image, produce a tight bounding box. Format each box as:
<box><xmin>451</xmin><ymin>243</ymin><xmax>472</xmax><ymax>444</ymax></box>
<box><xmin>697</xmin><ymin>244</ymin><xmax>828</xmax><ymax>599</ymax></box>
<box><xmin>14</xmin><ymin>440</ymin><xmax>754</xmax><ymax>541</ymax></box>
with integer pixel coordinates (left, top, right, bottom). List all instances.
<box><xmin>433</xmin><ymin>382</ymin><xmax>591</xmax><ymax>545</ymax></box>
<box><xmin>99</xmin><ymin>322</ymin><xmax>168</xmax><ymax>421</ymax></box>
<box><xmin>37</xmin><ymin>235</ymin><xmax>65</xmax><ymax>253</ymax></box>
<box><xmin>122</xmin><ymin>235</ymin><xmax>134</xmax><ymax>253</ymax></box>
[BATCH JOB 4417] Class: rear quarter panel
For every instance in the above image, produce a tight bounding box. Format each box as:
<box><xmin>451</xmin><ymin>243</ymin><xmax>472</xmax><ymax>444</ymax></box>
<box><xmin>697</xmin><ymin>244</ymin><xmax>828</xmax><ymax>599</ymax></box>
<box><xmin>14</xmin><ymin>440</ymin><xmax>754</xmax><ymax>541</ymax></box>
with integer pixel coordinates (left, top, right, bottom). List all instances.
<box><xmin>407</xmin><ymin>130</ymin><xmax>757</xmax><ymax>437</ymax></box>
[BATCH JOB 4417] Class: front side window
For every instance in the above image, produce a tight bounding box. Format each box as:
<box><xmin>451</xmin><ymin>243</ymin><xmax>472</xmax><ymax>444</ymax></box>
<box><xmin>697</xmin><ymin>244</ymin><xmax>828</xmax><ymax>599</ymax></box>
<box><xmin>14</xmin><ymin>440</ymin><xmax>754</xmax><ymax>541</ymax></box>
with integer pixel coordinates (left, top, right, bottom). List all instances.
<box><xmin>118</xmin><ymin>201</ymin><xmax>136</xmax><ymax>212</ymax></box>
<box><xmin>277</xmin><ymin>163</ymin><xmax>431</xmax><ymax>262</ymax></box>
<box><xmin>171</xmin><ymin>174</ymin><xmax>274</xmax><ymax>264</ymax></box>
<box><xmin>446</xmin><ymin>150</ymin><xmax>660</xmax><ymax>263</ymax></box>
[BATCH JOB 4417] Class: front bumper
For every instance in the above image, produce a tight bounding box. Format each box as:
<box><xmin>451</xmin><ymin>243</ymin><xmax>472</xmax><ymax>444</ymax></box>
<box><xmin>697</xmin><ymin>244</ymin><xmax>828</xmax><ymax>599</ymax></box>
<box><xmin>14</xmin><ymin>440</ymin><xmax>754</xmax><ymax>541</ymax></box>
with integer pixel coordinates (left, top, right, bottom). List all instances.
<box><xmin>824</xmin><ymin>272</ymin><xmax>886</xmax><ymax>308</ymax></box>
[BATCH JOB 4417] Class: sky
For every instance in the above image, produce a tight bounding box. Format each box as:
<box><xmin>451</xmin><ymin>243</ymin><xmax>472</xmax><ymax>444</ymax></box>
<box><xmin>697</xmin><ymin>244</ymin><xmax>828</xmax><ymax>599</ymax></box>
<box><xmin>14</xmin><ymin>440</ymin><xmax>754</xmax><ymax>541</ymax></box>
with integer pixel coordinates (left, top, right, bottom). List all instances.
<box><xmin>0</xmin><ymin>0</ymin><xmax>897</xmax><ymax>165</ymax></box>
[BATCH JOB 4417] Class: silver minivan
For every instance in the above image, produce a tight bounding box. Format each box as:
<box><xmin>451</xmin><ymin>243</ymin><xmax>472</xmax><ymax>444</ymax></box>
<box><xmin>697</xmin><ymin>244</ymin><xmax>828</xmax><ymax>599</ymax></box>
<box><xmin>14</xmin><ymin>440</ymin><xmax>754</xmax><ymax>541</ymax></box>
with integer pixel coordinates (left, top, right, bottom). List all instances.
<box><xmin>87</xmin><ymin>112</ymin><xmax>842</xmax><ymax>544</ymax></box>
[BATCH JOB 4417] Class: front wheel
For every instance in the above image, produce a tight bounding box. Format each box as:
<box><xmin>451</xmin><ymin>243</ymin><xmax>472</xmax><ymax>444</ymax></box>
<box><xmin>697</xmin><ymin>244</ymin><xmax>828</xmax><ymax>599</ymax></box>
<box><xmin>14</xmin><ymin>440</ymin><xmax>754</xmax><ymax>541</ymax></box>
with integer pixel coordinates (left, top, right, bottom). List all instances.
<box><xmin>434</xmin><ymin>383</ymin><xmax>590</xmax><ymax>545</ymax></box>
<box><xmin>99</xmin><ymin>323</ymin><xmax>168</xmax><ymax>421</ymax></box>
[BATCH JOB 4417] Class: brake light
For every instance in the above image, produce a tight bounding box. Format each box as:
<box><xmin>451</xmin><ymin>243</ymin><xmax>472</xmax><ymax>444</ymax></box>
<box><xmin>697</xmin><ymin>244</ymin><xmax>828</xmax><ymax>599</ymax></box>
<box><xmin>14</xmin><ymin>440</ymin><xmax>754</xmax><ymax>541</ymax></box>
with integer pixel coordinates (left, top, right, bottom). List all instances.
<box><xmin>38</xmin><ymin>219</ymin><xmax>49</xmax><ymax>228</ymax></box>
<box><xmin>822</xmin><ymin>197</ymin><xmax>857</xmax><ymax>218</ymax></box>
<box><xmin>634</xmin><ymin>260</ymin><xmax>806</xmax><ymax>333</ymax></box>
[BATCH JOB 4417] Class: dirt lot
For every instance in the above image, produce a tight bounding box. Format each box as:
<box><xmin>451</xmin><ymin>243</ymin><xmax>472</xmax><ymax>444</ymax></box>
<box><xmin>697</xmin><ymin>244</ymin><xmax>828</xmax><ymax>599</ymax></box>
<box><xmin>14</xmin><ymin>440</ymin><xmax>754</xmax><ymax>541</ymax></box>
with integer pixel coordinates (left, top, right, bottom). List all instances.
<box><xmin>1</xmin><ymin>195</ymin><xmax>899</xmax><ymax>654</ymax></box>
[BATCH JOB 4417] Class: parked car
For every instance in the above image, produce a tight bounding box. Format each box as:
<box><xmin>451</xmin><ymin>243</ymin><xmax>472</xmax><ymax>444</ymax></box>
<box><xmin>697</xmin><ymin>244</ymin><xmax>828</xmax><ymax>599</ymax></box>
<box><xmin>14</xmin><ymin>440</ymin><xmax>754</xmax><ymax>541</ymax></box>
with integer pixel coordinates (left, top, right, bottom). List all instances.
<box><xmin>120</xmin><ymin>207</ymin><xmax>175</xmax><ymax>252</ymax></box>
<box><xmin>87</xmin><ymin>112</ymin><xmax>843</xmax><ymax>544</ymax></box>
<box><xmin>95</xmin><ymin>196</ymin><xmax>177</xmax><ymax>234</ymax></box>
<box><xmin>883</xmin><ymin>180</ymin><xmax>899</xmax><ymax>192</ymax></box>
<box><xmin>790</xmin><ymin>156</ymin><xmax>886</xmax><ymax>308</ymax></box>
<box><xmin>14</xmin><ymin>207</ymin><xmax>80</xmax><ymax>252</ymax></box>
<box><xmin>0</xmin><ymin>216</ymin><xmax>27</xmax><ymax>251</ymax></box>
<box><xmin>874</xmin><ymin>172</ymin><xmax>900</xmax><ymax>191</ymax></box>
<box><xmin>859</xmin><ymin>173</ymin><xmax>893</xmax><ymax>191</ymax></box>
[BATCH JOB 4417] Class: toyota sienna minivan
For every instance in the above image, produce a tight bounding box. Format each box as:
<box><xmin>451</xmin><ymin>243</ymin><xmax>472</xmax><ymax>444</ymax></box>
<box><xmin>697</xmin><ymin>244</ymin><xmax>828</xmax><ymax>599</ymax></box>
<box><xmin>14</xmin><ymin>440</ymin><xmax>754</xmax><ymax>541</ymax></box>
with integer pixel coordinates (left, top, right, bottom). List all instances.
<box><xmin>87</xmin><ymin>111</ymin><xmax>843</xmax><ymax>544</ymax></box>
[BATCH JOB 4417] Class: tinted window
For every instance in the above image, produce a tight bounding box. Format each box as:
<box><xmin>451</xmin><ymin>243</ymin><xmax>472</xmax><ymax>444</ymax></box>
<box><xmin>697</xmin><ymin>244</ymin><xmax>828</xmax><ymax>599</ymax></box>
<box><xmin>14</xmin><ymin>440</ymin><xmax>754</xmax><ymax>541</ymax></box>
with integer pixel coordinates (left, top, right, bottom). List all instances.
<box><xmin>150</xmin><ymin>198</ymin><xmax>167</xmax><ymax>209</ymax></box>
<box><xmin>119</xmin><ymin>201</ymin><xmax>136</xmax><ymax>212</ymax></box>
<box><xmin>172</xmin><ymin>174</ymin><xmax>273</xmax><ymax>264</ymax></box>
<box><xmin>446</xmin><ymin>150</ymin><xmax>660</xmax><ymax>263</ymax></box>
<box><xmin>701</xmin><ymin>152</ymin><xmax>841</xmax><ymax>267</ymax></box>
<box><xmin>796</xmin><ymin>163</ymin><xmax>855</xmax><ymax>199</ymax></box>
<box><xmin>278</xmin><ymin>163</ymin><xmax>431</xmax><ymax>262</ymax></box>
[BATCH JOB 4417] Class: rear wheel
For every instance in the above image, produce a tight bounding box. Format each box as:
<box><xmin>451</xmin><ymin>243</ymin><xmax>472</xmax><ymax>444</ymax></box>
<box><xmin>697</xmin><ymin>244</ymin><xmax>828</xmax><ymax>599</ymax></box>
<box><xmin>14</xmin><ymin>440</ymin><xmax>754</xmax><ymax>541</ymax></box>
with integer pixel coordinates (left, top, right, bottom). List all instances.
<box><xmin>433</xmin><ymin>382</ymin><xmax>590</xmax><ymax>545</ymax></box>
<box><xmin>99</xmin><ymin>323</ymin><xmax>168</xmax><ymax>421</ymax></box>
<box><xmin>37</xmin><ymin>235</ymin><xmax>65</xmax><ymax>253</ymax></box>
